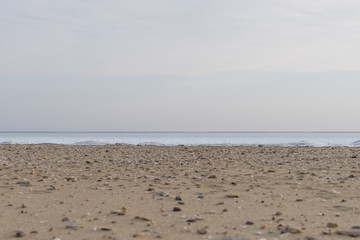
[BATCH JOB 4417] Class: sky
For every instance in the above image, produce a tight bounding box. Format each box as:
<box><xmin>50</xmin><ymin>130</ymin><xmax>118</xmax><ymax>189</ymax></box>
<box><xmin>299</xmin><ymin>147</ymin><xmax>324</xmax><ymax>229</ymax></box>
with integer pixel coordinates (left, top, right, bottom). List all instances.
<box><xmin>1</xmin><ymin>0</ymin><xmax>360</xmax><ymax>131</ymax></box>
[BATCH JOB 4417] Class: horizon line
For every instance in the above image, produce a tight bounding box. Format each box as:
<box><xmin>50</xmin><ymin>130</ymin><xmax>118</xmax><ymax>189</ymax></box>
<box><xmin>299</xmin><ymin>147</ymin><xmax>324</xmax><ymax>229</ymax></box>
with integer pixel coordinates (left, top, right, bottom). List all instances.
<box><xmin>2</xmin><ymin>131</ymin><xmax>360</xmax><ymax>133</ymax></box>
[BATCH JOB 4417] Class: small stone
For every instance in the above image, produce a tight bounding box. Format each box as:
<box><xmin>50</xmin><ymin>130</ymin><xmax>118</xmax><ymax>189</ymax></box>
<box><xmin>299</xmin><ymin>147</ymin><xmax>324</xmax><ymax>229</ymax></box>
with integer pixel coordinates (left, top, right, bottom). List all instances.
<box><xmin>222</xmin><ymin>235</ymin><xmax>249</xmax><ymax>240</ymax></box>
<box><xmin>336</xmin><ymin>230</ymin><xmax>360</xmax><ymax>237</ymax></box>
<box><xmin>100</xmin><ymin>227</ymin><xmax>112</xmax><ymax>231</ymax></box>
<box><xmin>231</xmin><ymin>182</ymin><xmax>237</xmax><ymax>186</ymax></box>
<box><xmin>15</xmin><ymin>231</ymin><xmax>25</xmax><ymax>238</ymax></box>
<box><xmin>305</xmin><ymin>237</ymin><xmax>317</xmax><ymax>240</ymax></box>
<box><xmin>30</xmin><ymin>230</ymin><xmax>38</xmax><ymax>234</ymax></box>
<box><xmin>198</xmin><ymin>195</ymin><xmax>204</xmax><ymax>199</ymax></box>
<box><xmin>66</xmin><ymin>224</ymin><xmax>78</xmax><ymax>230</ymax></box>
<box><xmin>208</xmin><ymin>175</ymin><xmax>217</xmax><ymax>179</ymax></box>
<box><xmin>197</xmin><ymin>229</ymin><xmax>207</xmax><ymax>234</ymax></box>
<box><xmin>245</xmin><ymin>221</ymin><xmax>254</xmax><ymax>225</ymax></box>
<box><xmin>226</xmin><ymin>194</ymin><xmax>239</xmax><ymax>198</ymax></box>
<box><xmin>271</xmin><ymin>192</ymin><xmax>282</xmax><ymax>198</ymax></box>
<box><xmin>133</xmin><ymin>232</ymin><xmax>151</xmax><ymax>237</ymax></box>
<box><xmin>134</xmin><ymin>216</ymin><xmax>153</xmax><ymax>222</ymax></box>
<box><xmin>16</xmin><ymin>181</ymin><xmax>30</xmax><ymax>186</ymax></box>
<box><xmin>62</xmin><ymin>217</ymin><xmax>69</xmax><ymax>222</ymax></box>
<box><xmin>175</xmin><ymin>196</ymin><xmax>182</xmax><ymax>201</ymax></box>
<box><xmin>110</xmin><ymin>207</ymin><xmax>126</xmax><ymax>216</ymax></box>
<box><xmin>327</xmin><ymin>222</ymin><xmax>338</xmax><ymax>228</ymax></box>
<box><xmin>352</xmin><ymin>226</ymin><xmax>360</xmax><ymax>229</ymax></box>
<box><xmin>278</xmin><ymin>225</ymin><xmax>301</xmax><ymax>234</ymax></box>
<box><xmin>173</xmin><ymin>207</ymin><xmax>181</xmax><ymax>212</ymax></box>
<box><xmin>275</xmin><ymin>211</ymin><xmax>282</xmax><ymax>216</ymax></box>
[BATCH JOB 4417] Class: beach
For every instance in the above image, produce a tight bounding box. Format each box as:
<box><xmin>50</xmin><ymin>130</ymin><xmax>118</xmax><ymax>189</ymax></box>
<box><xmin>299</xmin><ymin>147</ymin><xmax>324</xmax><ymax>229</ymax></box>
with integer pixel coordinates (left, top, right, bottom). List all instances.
<box><xmin>1</xmin><ymin>144</ymin><xmax>360</xmax><ymax>240</ymax></box>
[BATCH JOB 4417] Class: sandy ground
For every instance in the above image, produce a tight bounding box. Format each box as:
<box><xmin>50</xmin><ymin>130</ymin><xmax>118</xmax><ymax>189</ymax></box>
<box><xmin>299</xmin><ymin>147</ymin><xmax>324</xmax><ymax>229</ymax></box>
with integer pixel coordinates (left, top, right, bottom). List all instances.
<box><xmin>1</xmin><ymin>144</ymin><xmax>360</xmax><ymax>240</ymax></box>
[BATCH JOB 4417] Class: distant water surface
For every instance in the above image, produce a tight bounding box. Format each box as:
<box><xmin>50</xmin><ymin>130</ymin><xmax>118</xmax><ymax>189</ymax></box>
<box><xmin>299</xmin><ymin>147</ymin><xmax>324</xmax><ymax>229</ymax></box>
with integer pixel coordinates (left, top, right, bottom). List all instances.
<box><xmin>1</xmin><ymin>132</ymin><xmax>360</xmax><ymax>146</ymax></box>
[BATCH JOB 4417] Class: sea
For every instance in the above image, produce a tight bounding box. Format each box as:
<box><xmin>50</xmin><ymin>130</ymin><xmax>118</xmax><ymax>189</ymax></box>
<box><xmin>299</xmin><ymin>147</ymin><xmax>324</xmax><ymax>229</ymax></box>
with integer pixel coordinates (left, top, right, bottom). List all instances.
<box><xmin>1</xmin><ymin>132</ymin><xmax>360</xmax><ymax>147</ymax></box>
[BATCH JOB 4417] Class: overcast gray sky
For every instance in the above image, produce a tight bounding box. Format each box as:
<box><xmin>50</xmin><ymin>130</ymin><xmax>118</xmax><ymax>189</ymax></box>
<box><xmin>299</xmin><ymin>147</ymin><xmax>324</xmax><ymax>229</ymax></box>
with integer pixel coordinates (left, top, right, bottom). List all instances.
<box><xmin>1</xmin><ymin>0</ymin><xmax>360</xmax><ymax>131</ymax></box>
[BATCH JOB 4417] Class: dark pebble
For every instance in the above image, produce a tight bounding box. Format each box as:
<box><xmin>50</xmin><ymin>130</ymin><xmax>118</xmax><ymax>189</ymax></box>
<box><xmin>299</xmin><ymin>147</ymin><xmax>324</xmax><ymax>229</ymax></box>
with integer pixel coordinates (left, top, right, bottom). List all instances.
<box><xmin>62</xmin><ymin>217</ymin><xmax>70</xmax><ymax>222</ymax></box>
<box><xmin>175</xmin><ymin>196</ymin><xmax>182</xmax><ymax>201</ymax></box>
<box><xmin>275</xmin><ymin>211</ymin><xmax>282</xmax><ymax>216</ymax></box>
<box><xmin>15</xmin><ymin>231</ymin><xmax>25</xmax><ymax>238</ymax></box>
<box><xmin>231</xmin><ymin>182</ymin><xmax>237</xmax><ymax>186</ymax></box>
<box><xmin>352</xmin><ymin>226</ymin><xmax>360</xmax><ymax>229</ymax></box>
<box><xmin>100</xmin><ymin>227</ymin><xmax>112</xmax><ymax>231</ymax></box>
<box><xmin>245</xmin><ymin>221</ymin><xmax>254</xmax><ymax>225</ymax></box>
<box><xmin>173</xmin><ymin>207</ymin><xmax>181</xmax><ymax>212</ymax></box>
<box><xmin>198</xmin><ymin>195</ymin><xmax>204</xmax><ymax>199</ymax></box>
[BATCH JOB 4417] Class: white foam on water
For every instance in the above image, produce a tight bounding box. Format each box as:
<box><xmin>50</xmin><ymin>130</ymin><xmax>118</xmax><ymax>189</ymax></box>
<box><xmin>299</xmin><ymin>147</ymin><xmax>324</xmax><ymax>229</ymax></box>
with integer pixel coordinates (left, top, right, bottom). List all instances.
<box><xmin>72</xmin><ymin>140</ymin><xmax>108</xmax><ymax>146</ymax></box>
<box><xmin>286</xmin><ymin>140</ymin><xmax>317</xmax><ymax>147</ymax></box>
<box><xmin>1</xmin><ymin>132</ymin><xmax>360</xmax><ymax>146</ymax></box>
<box><xmin>0</xmin><ymin>140</ymin><xmax>17</xmax><ymax>144</ymax></box>
<box><xmin>350</xmin><ymin>140</ymin><xmax>360</xmax><ymax>146</ymax></box>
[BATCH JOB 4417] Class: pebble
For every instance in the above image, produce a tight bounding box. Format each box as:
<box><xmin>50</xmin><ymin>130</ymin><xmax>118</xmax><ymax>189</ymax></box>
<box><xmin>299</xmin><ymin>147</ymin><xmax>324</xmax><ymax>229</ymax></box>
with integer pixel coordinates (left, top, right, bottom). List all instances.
<box><xmin>245</xmin><ymin>221</ymin><xmax>254</xmax><ymax>225</ymax></box>
<box><xmin>222</xmin><ymin>235</ymin><xmax>250</xmax><ymax>240</ymax></box>
<box><xmin>197</xmin><ymin>229</ymin><xmax>207</xmax><ymax>234</ymax></box>
<box><xmin>352</xmin><ymin>226</ymin><xmax>360</xmax><ymax>229</ymax></box>
<box><xmin>133</xmin><ymin>232</ymin><xmax>151</xmax><ymax>237</ymax></box>
<box><xmin>66</xmin><ymin>224</ymin><xmax>79</xmax><ymax>230</ymax></box>
<box><xmin>16</xmin><ymin>181</ymin><xmax>30</xmax><ymax>186</ymax></box>
<box><xmin>134</xmin><ymin>216</ymin><xmax>153</xmax><ymax>222</ymax></box>
<box><xmin>100</xmin><ymin>227</ymin><xmax>112</xmax><ymax>231</ymax></box>
<box><xmin>277</xmin><ymin>225</ymin><xmax>301</xmax><ymax>234</ymax></box>
<box><xmin>336</xmin><ymin>230</ymin><xmax>360</xmax><ymax>237</ymax></box>
<box><xmin>326</xmin><ymin>222</ymin><xmax>338</xmax><ymax>228</ymax></box>
<box><xmin>15</xmin><ymin>231</ymin><xmax>25</xmax><ymax>238</ymax></box>
<box><xmin>110</xmin><ymin>207</ymin><xmax>126</xmax><ymax>216</ymax></box>
<box><xmin>173</xmin><ymin>207</ymin><xmax>181</xmax><ymax>212</ymax></box>
<box><xmin>62</xmin><ymin>217</ymin><xmax>69</xmax><ymax>222</ymax></box>
<box><xmin>226</xmin><ymin>194</ymin><xmax>239</xmax><ymax>198</ymax></box>
<box><xmin>175</xmin><ymin>196</ymin><xmax>182</xmax><ymax>201</ymax></box>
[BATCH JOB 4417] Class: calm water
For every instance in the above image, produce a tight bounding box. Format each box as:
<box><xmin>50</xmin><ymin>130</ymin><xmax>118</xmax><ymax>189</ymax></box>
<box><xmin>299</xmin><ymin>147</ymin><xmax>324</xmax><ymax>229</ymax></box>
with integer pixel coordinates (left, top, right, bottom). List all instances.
<box><xmin>1</xmin><ymin>132</ymin><xmax>360</xmax><ymax>146</ymax></box>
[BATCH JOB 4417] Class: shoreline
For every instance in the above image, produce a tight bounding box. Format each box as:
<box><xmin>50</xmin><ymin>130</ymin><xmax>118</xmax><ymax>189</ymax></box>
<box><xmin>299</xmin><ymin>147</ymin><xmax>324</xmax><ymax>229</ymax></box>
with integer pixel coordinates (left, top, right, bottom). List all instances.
<box><xmin>1</xmin><ymin>142</ymin><xmax>360</xmax><ymax>147</ymax></box>
<box><xmin>1</xmin><ymin>144</ymin><xmax>360</xmax><ymax>239</ymax></box>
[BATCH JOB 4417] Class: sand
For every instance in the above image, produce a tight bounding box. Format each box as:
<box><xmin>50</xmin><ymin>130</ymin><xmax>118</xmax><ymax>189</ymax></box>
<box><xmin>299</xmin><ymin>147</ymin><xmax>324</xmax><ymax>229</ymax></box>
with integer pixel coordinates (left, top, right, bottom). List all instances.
<box><xmin>1</xmin><ymin>144</ymin><xmax>360</xmax><ymax>240</ymax></box>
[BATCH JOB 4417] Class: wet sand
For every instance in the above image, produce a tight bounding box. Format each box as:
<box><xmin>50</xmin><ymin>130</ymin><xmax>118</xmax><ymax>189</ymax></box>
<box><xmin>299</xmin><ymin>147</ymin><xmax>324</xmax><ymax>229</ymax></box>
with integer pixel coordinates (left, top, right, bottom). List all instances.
<box><xmin>1</xmin><ymin>144</ymin><xmax>360</xmax><ymax>240</ymax></box>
